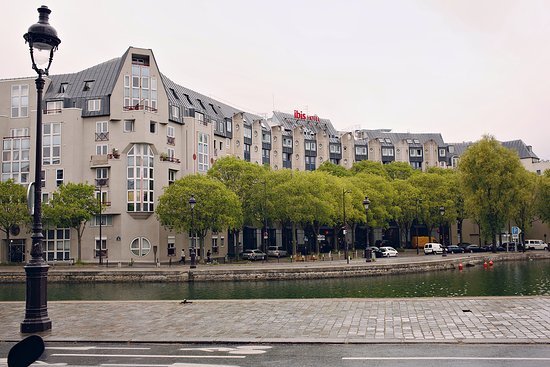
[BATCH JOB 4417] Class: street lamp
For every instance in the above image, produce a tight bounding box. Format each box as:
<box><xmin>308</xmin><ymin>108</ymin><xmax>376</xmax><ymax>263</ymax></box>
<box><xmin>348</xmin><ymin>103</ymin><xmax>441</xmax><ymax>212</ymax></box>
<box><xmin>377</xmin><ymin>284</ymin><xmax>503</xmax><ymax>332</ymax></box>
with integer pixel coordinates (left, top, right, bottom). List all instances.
<box><xmin>342</xmin><ymin>189</ymin><xmax>351</xmax><ymax>264</ymax></box>
<box><xmin>416</xmin><ymin>198</ymin><xmax>422</xmax><ymax>255</ymax></box>
<box><xmin>189</xmin><ymin>195</ymin><xmax>196</xmax><ymax>269</ymax></box>
<box><xmin>439</xmin><ymin>206</ymin><xmax>445</xmax><ymax>245</ymax></box>
<box><xmin>96</xmin><ymin>179</ymin><xmax>107</xmax><ymax>265</ymax></box>
<box><xmin>362</xmin><ymin>196</ymin><xmax>370</xmax><ymax>262</ymax></box>
<box><xmin>21</xmin><ymin>5</ymin><xmax>60</xmax><ymax>334</ymax></box>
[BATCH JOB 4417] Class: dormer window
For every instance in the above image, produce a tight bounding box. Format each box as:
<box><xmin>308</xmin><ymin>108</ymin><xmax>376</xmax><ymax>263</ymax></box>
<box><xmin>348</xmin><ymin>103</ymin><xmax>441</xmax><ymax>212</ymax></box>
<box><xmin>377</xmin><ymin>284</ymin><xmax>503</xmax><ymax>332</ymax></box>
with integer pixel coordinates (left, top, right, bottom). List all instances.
<box><xmin>209</xmin><ymin>103</ymin><xmax>218</xmax><ymax>115</ymax></box>
<box><xmin>170</xmin><ymin>88</ymin><xmax>179</xmax><ymax>99</ymax></box>
<box><xmin>184</xmin><ymin>94</ymin><xmax>193</xmax><ymax>105</ymax></box>
<box><xmin>59</xmin><ymin>83</ymin><xmax>68</xmax><ymax>93</ymax></box>
<box><xmin>83</xmin><ymin>80</ymin><xmax>95</xmax><ymax>92</ymax></box>
<box><xmin>197</xmin><ymin>99</ymin><xmax>206</xmax><ymax>110</ymax></box>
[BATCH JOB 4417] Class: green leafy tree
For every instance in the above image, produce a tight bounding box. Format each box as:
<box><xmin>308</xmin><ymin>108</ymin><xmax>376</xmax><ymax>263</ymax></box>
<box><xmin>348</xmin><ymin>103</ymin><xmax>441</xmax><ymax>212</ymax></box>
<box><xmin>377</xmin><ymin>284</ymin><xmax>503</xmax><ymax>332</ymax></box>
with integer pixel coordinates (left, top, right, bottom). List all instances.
<box><xmin>0</xmin><ymin>180</ymin><xmax>30</xmax><ymax>257</ymax></box>
<box><xmin>156</xmin><ymin>174</ymin><xmax>242</xmax><ymax>262</ymax></box>
<box><xmin>43</xmin><ymin>183</ymin><xmax>98</xmax><ymax>262</ymax></box>
<box><xmin>458</xmin><ymin>136</ymin><xmax>524</xmax><ymax>250</ymax></box>
<box><xmin>391</xmin><ymin>179</ymin><xmax>420</xmax><ymax>248</ymax></box>
<box><xmin>317</xmin><ymin>161</ymin><xmax>351</xmax><ymax>177</ymax></box>
<box><xmin>350</xmin><ymin>160</ymin><xmax>389</xmax><ymax>178</ymax></box>
<box><xmin>511</xmin><ymin>170</ymin><xmax>538</xmax><ymax>244</ymax></box>
<box><xmin>383</xmin><ymin>161</ymin><xmax>416</xmax><ymax>180</ymax></box>
<box><xmin>535</xmin><ymin>170</ymin><xmax>550</xmax><ymax>224</ymax></box>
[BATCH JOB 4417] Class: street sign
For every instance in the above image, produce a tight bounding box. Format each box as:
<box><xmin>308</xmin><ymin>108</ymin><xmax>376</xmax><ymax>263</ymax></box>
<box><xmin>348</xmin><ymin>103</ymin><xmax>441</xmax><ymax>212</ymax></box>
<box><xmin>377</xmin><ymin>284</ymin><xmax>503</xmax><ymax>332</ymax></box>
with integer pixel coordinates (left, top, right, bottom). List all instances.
<box><xmin>512</xmin><ymin>226</ymin><xmax>521</xmax><ymax>235</ymax></box>
<box><xmin>317</xmin><ymin>235</ymin><xmax>325</xmax><ymax>241</ymax></box>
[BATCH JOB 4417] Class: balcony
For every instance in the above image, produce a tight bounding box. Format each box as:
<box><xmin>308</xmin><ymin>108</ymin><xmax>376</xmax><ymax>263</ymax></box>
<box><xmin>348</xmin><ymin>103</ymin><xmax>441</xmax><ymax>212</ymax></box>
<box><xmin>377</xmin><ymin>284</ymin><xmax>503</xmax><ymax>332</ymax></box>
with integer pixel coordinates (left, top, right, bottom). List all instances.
<box><xmin>43</xmin><ymin>108</ymin><xmax>62</xmax><ymax>115</ymax></box>
<box><xmin>123</xmin><ymin>104</ymin><xmax>158</xmax><ymax>113</ymax></box>
<box><xmin>95</xmin><ymin>132</ymin><xmax>109</xmax><ymax>141</ymax></box>
<box><xmin>167</xmin><ymin>136</ymin><xmax>175</xmax><ymax>145</ymax></box>
<box><xmin>160</xmin><ymin>155</ymin><xmax>181</xmax><ymax>163</ymax></box>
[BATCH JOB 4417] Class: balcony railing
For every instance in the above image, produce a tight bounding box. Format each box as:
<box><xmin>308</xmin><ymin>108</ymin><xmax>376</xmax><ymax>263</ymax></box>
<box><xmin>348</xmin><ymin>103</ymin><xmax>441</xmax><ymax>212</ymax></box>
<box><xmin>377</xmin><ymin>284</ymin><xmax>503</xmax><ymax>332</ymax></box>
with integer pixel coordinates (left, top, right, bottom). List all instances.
<box><xmin>123</xmin><ymin>104</ymin><xmax>158</xmax><ymax>112</ymax></box>
<box><xmin>160</xmin><ymin>156</ymin><xmax>181</xmax><ymax>163</ymax></box>
<box><xmin>43</xmin><ymin>108</ymin><xmax>62</xmax><ymax>115</ymax></box>
<box><xmin>95</xmin><ymin>132</ymin><xmax>109</xmax><ymax>141</ymax></box>
<box><xmin>167</xmin><ymin>136</ymin><xmax>175</xmax><ymax>145</ymax></box>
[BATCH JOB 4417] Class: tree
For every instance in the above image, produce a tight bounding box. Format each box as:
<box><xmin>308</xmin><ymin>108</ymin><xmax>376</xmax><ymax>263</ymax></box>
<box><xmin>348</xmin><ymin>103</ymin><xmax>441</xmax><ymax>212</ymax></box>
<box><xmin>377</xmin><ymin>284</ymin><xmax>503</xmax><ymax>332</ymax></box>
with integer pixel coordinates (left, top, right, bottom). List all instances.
<box><xmin>43</xmin><ymin>183</ymin><xmax>98</xmax><ymax>262</ymax></box>
<box><xmin>535</xmin><ymin>170</ymin><xmax>550</xmax><ymax>224</ymax></box>
<box><xmin>0</xmin><ymin>180</ymin><xmax>30</xmax><ymax>259</ymax></box>
<box><xmin>383</xmin><ymin>161</ymin><xmax>416</xmax><ymax>180</ymax></box>
<box><xmin>458</xmin><ymin>136</ymin><xmax>524</xmax><ymax>250</ymax></box>
<box><xmin>350</xmin><ymin>160</ymin><xmax>389</xmax><ymax>178</ymax></box>
<box><xmin>510</xmin><ymin>170</ymin><xmax>538</xmax><ymax>244</ymax></box>
<box><xmin>317</xmin><ymin>161</ymin><xmax>351</xmax><ymax>177</ymax></box>
<box><xmin>390</xmin><ymin>179</ymin><xmax>420</xmax><ymax>248</ymax></box>
<box><xmin>156</xmin><ymin>174</ymin><xmax>242</xmax><ymax>262</ymax></box>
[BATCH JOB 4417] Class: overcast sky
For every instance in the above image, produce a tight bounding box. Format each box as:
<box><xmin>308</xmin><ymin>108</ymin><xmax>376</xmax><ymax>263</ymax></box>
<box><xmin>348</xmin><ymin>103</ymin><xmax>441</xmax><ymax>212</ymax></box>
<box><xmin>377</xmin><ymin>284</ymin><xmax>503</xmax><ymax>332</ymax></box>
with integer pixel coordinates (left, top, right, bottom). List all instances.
<box><xmin>4</xmin><ymin>0</ymin><xmax>550</xmax><ymax>159</ymax></box>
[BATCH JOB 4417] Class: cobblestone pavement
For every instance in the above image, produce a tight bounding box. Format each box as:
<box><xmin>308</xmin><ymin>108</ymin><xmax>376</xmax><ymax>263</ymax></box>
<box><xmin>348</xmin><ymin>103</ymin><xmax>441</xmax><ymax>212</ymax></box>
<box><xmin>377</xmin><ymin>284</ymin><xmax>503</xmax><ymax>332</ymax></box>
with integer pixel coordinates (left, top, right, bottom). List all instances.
<box><xmin>1</xmin><ymin>297</ymin><xmax>549</xmax><ymax>344</ymax></box>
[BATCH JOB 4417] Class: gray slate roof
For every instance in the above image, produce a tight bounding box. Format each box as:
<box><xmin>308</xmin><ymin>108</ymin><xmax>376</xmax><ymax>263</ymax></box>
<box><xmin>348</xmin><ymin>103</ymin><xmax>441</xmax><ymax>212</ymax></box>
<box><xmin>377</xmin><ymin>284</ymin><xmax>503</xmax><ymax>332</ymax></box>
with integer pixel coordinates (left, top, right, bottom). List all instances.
<box><xmin>268</xmin><ymin>111</ymin><xmax>339</xmax><ymax>139</ymax></box>
<box><xmin>358</xmin><ymin>129</ymin><xmax>445</xmax><ymax>146</ymax></box>
<box><xmin>448</xmin><ymin>140</ymin><xmax>539</xmax><ymax>160</ymax></box>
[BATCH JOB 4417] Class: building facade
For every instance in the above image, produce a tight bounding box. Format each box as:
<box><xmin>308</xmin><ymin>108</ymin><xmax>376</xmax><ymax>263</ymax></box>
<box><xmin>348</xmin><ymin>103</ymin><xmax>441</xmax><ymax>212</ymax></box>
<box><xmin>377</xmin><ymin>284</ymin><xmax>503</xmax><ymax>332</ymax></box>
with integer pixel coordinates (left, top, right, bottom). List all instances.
<box><xmin>1</xmin><ymin>47</ymin><xmax>548</xmax><ymax>263</ymax></box>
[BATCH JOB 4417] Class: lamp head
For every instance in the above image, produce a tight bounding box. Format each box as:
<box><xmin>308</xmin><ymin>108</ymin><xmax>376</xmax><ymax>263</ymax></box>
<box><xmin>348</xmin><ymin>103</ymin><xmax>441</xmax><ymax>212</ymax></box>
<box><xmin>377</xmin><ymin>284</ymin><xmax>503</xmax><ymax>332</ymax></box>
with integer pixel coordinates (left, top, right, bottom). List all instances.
<box><xmin>24</xmin><ymin>6</ymin><xmax>61</xmax><ymax>75</ymax></box>
<box><xmin>362</xmin><ymin>196</ymin><xmax>370</xmax><ymax>210</ymax></box>
<box><xmin>189</xmin><ymin>195</ymin><xmax>196</xmax><ymax>209</ymax></box>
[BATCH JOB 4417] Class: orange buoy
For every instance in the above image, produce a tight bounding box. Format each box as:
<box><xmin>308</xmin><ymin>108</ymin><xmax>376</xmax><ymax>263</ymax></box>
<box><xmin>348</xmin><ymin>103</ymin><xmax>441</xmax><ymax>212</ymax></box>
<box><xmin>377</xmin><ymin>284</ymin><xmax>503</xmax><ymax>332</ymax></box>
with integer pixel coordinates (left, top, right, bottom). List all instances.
<box><xmin>489</xmin><ymin>260</ymin><xmax>494</xmax><ymax>266</ymax></box>
<box><xmin>458</xmin><ymin>263</ymin><xmax>463</xmax><ymax>271</ymax></box>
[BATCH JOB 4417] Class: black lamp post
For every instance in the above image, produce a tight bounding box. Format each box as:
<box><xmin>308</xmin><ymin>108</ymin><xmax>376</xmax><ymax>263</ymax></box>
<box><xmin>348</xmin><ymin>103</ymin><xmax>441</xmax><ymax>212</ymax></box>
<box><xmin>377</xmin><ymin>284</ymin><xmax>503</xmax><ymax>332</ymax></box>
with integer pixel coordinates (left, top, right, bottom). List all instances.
<box><xmin>189</xmin><ymin>195</ymin><xmax>196</xmax><ymax>269</ymax></box>
<box><xmin>21</xmin><ymin>5</ymin><xmax>60</xmax><ymax>334</ymax></box>
<box><xmin>439</xmin><ymin>206</ymin><xmax>445</xmax><ymax>245</ymax></box>
<box><xmin>416</xmin><ymin>198</ymin><xmax>422</xmax><ymax>255</ymax></box>
<box><xmin>96</xmin><ymin>179</ymin><xmax>107</xmax><ymax>265</ymax></box>
<box><xmin>362</xmin><ymin>196</ymin><xmax>370</xmax><ymax>261</ymax></box>
<box><xmin>342</xmin><ymin>189</ymin><xmax>351</xmax><ymax>264</ymax></box>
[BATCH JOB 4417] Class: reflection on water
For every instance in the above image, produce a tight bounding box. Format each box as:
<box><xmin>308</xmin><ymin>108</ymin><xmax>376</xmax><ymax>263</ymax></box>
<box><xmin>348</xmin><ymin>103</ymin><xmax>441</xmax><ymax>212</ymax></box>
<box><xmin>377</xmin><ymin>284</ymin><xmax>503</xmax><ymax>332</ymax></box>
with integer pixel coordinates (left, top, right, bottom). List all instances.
<box><xmin>1</xmin><ymin>260</ymin><xmax>549</xmax><ymax>301</ymax></box>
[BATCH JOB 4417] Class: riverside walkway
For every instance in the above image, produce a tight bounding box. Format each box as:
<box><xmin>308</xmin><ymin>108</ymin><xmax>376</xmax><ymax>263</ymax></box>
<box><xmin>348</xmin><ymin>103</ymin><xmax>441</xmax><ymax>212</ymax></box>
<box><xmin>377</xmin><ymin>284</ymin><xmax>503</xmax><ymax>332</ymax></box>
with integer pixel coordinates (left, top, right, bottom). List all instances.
<box><xmin>1</xmin><ymin>252</ymin><xmax>549</xmax><ymax>344</ymax></box>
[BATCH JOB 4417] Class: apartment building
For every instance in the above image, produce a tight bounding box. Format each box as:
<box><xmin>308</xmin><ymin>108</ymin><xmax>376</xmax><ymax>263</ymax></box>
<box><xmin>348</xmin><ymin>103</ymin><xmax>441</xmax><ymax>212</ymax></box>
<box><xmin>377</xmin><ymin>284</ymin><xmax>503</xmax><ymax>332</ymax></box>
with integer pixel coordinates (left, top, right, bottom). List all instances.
<box><xmin>0</xmin><ymin>46</ymin><xmax>546</xmax><ymax>263</ymax></box>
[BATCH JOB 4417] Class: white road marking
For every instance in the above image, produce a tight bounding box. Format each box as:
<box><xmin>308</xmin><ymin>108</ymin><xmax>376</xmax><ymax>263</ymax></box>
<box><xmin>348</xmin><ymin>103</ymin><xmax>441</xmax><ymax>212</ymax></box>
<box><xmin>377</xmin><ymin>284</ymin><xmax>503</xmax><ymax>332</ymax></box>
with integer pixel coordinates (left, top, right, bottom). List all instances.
<box><xmin>101</xmin><ymin>364</ymin><xmax>240</xmax><ymax>367</ymax></box>
<box><xmin>180</xmin><ymin>346</ymin><xmax>272</xmax><ymax>355</ymax></box>
<box><xmin>46</xmin><ymin>346</ymin><xmax>150</xmax><ymax>351</ymax></box>
<box><xmin>51</xmin><ymin>353</ymin><xmax>245</xmax><ymax>359</ymax></box>
<box><xmin>343</xmin><ymin>357</ymin><xmax>550</xmax><ymax>361</ymax></box>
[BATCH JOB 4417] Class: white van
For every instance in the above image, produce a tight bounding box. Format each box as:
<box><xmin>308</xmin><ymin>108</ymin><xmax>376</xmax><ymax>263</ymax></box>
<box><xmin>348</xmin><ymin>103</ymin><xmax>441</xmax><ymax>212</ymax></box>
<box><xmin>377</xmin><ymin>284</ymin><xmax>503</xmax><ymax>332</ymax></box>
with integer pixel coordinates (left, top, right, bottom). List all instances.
<box><xmin>524</xmin><ymin>240</ymin><xmax>548</xmax><ymax>251</ymax></box>
<box><xmin>424</xmin><ymin>243</ymin><xmax>444</xmax><ymax>255</ymax></box>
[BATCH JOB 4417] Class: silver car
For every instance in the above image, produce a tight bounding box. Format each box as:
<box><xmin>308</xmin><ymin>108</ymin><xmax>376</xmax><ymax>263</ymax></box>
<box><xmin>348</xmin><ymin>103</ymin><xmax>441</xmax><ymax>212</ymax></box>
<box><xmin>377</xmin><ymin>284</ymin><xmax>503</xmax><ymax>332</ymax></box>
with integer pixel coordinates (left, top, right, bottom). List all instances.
<box><xmin>241</xmin><ymin>249</ymin><xmax>267</xmax><ymax>261</ymax></box>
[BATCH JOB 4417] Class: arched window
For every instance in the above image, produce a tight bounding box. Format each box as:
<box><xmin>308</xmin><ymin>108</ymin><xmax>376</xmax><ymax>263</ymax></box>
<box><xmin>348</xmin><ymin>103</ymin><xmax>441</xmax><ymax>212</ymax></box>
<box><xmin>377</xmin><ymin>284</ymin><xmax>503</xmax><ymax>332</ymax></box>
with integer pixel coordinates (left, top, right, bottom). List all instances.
<box><xmin>130</xmin><ymin>237</ymin><xmax>151</xmax><ymax>257</ymax></box>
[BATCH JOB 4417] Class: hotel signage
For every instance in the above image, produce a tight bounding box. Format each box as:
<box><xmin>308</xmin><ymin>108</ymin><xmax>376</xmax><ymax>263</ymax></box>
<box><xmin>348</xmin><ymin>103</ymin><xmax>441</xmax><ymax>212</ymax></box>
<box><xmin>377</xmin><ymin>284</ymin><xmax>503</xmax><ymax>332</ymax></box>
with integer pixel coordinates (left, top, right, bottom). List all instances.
<box><xmin>294</xmin><ymin>110</ymin><xmax>320</xmax><ymax>123</ymax></box>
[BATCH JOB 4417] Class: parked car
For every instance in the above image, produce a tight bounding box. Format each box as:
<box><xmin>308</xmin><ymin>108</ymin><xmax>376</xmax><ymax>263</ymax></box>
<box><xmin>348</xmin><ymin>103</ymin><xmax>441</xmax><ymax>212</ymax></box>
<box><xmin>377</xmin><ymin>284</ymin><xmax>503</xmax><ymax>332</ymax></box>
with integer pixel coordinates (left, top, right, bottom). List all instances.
<box><xmin>501</xmin><ymin>242</ymin><xmax>518</xmax><ymax>251</ymax></box>
<box><xmin>445</xmin><ymin>245</ymin><xmax>465</xmax><ymax>254</ymax></box>
<box><xmin>524</xmin><ymin>239</ymin><xmax>548</xmax><ymax>251</ymax></box>
<box><xmin>464</xmin><ymin>244</ymin><xmax>487</xmax><ymax>253</ymax></box>
<box><xmin>267</xmin><ymin>246</ymin><xmax>288</xmax><ymax>257</ymax></box>
<box><xmin>365</xmin><ymin>247</ymin><xmax>383</xmax><ymax>258</ymax></box>
<box><xmin>379</xmin><ymin>246</ymin><xmax>399</xmax><ymax>257</ymax></box>
<box><xmin>424</xmin><ymin>243</ymin><xmax>444</xmax><ymax>255</ymax></box>
<box><xmin>241</xmin><ymin>249</ymin><xmax>267</xmax><ymax>261</ymax></box>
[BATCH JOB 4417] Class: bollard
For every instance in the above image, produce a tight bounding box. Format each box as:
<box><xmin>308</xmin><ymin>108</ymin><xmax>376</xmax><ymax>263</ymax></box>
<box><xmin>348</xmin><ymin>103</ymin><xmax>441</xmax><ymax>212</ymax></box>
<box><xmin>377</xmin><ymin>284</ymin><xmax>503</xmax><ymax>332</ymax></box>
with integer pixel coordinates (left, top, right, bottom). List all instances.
<box><xmin>169</xmin><ymin>258</ymin><xmax>172</xmax><ymax>267</ymax></box>
<box><xmin>483</xmin><ymin>261</ymin><xmax>488</xmax><ymax>268</ymax></box>
<box><xmin>489</xmin><ymin>260</ymin><xmax>494</xmax><ymax>266</ymax></box>
<box><xmin>117</xmin><ymin>261</ymin><xmax>121</xmax><ymax>268</ymax></box>
<box><xmin>458</xmin><ymin>262</ymin><xmax>463</xmax><ymax>271</ymax></box>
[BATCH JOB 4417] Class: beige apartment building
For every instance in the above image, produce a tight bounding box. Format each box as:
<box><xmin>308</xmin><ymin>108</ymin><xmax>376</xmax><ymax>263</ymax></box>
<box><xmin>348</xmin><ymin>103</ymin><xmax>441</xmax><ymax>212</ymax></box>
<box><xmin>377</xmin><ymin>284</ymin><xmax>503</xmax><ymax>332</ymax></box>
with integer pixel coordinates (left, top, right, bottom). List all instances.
<box><xmin>0</xmin><ymin>46</ymin><xmax>547</xmax><ymax>264</ymax></box>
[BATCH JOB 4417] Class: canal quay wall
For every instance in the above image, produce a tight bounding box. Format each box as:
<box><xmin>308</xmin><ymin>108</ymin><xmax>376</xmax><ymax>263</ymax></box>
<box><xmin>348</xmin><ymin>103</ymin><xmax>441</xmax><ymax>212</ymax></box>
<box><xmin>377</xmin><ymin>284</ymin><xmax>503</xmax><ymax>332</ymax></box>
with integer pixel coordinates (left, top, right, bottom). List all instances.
<box><xmin>0</xmin><ymin>251</ymin><xmax>549</xmax><ymax>283</ymax></box>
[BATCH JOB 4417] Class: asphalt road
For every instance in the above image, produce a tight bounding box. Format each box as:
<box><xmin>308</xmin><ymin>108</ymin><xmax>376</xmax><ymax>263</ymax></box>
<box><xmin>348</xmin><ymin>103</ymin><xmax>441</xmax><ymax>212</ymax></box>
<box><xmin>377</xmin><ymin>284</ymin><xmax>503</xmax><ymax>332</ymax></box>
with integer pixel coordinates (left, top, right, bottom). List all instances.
<box><xmin>1</xmin><ymin>342</ymin><xmax>550</xmax><ymax>367</ymax></box>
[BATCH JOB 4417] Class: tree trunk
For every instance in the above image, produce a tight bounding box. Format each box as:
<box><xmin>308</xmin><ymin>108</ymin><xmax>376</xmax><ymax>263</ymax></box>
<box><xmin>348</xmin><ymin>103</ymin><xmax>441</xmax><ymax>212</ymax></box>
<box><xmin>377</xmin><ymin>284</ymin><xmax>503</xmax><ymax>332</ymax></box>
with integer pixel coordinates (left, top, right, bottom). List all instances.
<box><xmin>291</xmin><ymin>222</ymin><xmax>297</xmax><ymax>257</ymax></box>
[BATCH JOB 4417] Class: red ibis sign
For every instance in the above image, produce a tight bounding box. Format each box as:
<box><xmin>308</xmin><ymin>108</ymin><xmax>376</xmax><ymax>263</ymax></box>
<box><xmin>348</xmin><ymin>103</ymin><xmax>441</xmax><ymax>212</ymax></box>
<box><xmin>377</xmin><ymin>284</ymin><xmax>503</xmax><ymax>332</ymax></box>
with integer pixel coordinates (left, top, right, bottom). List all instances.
<box><xmin>294</xmin><ymin>110</ymin><xmax>320</xmax><ymax>123</ymax></box>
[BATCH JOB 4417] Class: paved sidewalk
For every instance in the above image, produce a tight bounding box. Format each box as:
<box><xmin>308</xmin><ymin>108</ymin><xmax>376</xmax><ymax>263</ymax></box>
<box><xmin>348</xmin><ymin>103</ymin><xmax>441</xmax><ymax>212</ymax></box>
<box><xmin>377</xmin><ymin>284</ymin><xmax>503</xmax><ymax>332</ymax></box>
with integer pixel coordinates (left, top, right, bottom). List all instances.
<box><xmin>1</xmin><ymin>297</ymin><xmax>549</xmax><ymax>344</ymax></box>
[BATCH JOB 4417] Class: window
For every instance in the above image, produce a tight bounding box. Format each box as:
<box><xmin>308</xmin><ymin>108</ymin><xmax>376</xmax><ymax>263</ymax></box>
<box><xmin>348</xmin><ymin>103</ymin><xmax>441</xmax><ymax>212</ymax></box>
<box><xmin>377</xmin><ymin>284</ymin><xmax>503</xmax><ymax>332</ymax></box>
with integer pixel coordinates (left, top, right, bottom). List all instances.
<box><xmin>11</xmin><ymin>85</ymin><xmax>29</xmax><ymax>118</ymax></box>
<box><xmin>171</xmin><ymin>105</ymin><xmax>180</xmax><ymax>119</ymax></box>
<box><xmin>150</xmin><ymin>121</ymin><xmax>157</xmax><ymax>134</ymax></box>
<box><xmin>87</xmin><ymin>99</ymin><xmax>101</xmax><ymax>112</ymax></box>
<box><xmin>226</xmin><ymin>120</ymin><xmax>232</xmax><ymax>132</ymax></box>
<box><xmin>43</xmin><ymin>123</ymin><xmax>61</xmax><ymax>165</ymax></box>
<box><xmin>167</xmin><ymin>148</ymin><xmax>175</xmax><ymax>158</ymax></box>
<box><xmin>283</xmin><ymin>138</ymin><xmax>293</xmax><ymax>148</ymax></box>
<box><xmin>410</xmin><ymin>148</ymin><xmax>422</xmax><ymax>157</ymax></box>
<box><xmin>195</xmin><ymin>112</ymin><xmax>204</xmax><ymax>122</ymax></box>
<box><xmin>46</xmin><ymin>100</ymin><xmax>63</xmax><ymax>114</ymax></box>
<box><xmin>168</xmin><ymin>169</ymin><xmax>176</xmax><ymax>185</ymax></box>
<box><xmin>130</xmin><ymin>237</ymin><xmax>151</xmax><ymax>257</ymax></box>
<box><xmin>59</xmin><ymin>83</ymin><xmax>68</xmax><ymax>93</ymax></box>
<box><xmin>95</xmin><ymin>237</ymin><xmax>107</xmax><ymax>257</ymax></box>
<box><xmin>95</xmin><ymin>121</ymin><xmax>109</xmax><ymax>141</ymax></box>
<box><xmin>330</xmin><ymin>145</ymin><xmax>341</xmax><ymax>154</ymax></box>
<box><xmin>282</xmin><ymin>152</ymin><xmax>291</xmax><ymax>161</ymax></box>
<box><xmin>410</xmin><ymin>161</ymin><xmax>422</xmax><ymax>170</ymax></box>
<box><xmin>91</xmin><ymin>215</ymin><xmax>112</xmax><ymax>227</ymax></box>
<box><xmin>127</xmin><ymin>144</ymin><xmax>155</xmax><ymax>212</ymax></box>
<box><xmin>305</xmin><ymin>156</ymin><xmax>316</xmax><ymax>170</ymax></box>
<box><xmin>382</xmin><ymin>147</ymin><xmax>394</xmax><ymax>156</ymax></box>
<box><xmin>439</xmin><ymin>148</ymin><xmax>446</xmax><ymax>157</ymax></box>
<box><xmin>167</xmin><ymin>126</ymin><xmax>175</xmax><ymax>138</ymax></box>
<box><xmin>305</xmin><ymin>141</ymin><xmax>316</xmax><ymax>151</ymax></box>
<box><xmin>262</xmin><ymin>149</ymin><xmax>270</xmax><ymax>159</ymax></box>
<box><xmin>168</xmin><ymin>236</ymin><xmax>176</xmax><ymax>256</ymax></box>
<box><xmin>244</xmin><ymin>126</ymin><xmax>252</xmax><ymax>139</ymax></box>
<box><xmin>96</xmin><ymin>167</ymin><xmax>109</xmax><ymax>180</ymax></box>
<box><xmin>44</xmin><ymin>228</ymin><xmax>71</xmax><ymax>261</ymax></box>
<box><xmin>211</xmin><ymin>237</ymin><xmax>219</xmax><ymax>254</ymax></box>
<box><xmin>262</xmin><ymin>133</ymin><xmax>270</xmax><ymax>143</ymax></box>
<box><xmin>124</xmin><ymin>60</ymin><xmax>157</xmax><ymax>111</ymax></box>
<box><xmin>96</xmin><ymin>144</ymin><xmax>108</xmax><ymax>155</ymax></box>
<box><xmin>1</xmin><ymin>131</ymin><xmax>30</xmax><ymax>184</ymax></box>
<box><xmin>355</xmin><ymin>146</ymin><xmax>367</xmax><ymax>155</ymax></box>
<box><xmin>124</xmin><ymin>120</ymin><xmax>135</xmax><ymax>132</ymax></box>
<box><xmin>41</xmin><ymin>170</ymin><xmax>45</xmax><ymax>188</ymax></box>
<box><xmin>56</xmin><ymin>169</ymin><xmax>64</xmax><ymax>187</ymax></box>
<box><xmin>83</xmin><ymin>80</ymin><xmax>95</xmax><ymax>91</ymax></box>
<box><xmin>198</xmin><ymin>132</ymin><xmax>209</xmax><ymax>172</ymax></box>
<box><xmin>217</xmin><ymin>120</ymin><xmax>225</xmax><ymax>134</ymax></box>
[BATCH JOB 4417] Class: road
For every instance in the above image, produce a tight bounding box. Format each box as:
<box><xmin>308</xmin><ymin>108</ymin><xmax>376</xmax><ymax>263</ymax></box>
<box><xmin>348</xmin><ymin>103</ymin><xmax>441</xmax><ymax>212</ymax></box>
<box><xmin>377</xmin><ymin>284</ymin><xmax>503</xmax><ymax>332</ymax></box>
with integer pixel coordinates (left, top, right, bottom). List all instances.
<box><xmin>1</xmin><ymin>342</ymin><xmax>549</xmax><ymax>367</ymax></box>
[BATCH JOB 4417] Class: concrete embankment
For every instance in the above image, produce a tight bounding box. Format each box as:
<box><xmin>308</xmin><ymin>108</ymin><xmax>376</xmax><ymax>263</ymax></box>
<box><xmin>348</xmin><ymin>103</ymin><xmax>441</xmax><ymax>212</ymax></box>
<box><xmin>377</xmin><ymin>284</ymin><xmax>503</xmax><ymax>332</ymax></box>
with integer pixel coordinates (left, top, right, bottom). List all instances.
<box><xmin>1</xmin><ymin>251</ymin><xmax>548</xmax><ymax>283</ymax></box>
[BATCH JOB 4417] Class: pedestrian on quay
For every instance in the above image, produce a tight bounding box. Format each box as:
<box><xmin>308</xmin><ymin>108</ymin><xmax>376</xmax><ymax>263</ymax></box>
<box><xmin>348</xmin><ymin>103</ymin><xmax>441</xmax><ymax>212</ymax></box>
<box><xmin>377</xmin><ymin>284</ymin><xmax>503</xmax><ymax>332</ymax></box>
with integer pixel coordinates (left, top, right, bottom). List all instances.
<box><xmin>179</xmin><ymin>248</ymin><xmax>186</xmax><ymax>264</ymax></box>
<box><xmin>207</xmin><ymin>249</ymin><xmax>211</xmax><ymax>264</ymax></box>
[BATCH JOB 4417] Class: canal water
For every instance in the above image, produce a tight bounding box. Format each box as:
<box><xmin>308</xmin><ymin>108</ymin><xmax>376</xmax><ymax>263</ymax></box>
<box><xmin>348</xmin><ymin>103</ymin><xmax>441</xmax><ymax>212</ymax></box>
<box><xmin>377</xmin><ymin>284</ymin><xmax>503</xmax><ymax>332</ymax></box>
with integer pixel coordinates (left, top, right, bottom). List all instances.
<box><xmin>1</xmin><ymin>260</ymin><xmax>549</xmax><ymax>301</ymax></box>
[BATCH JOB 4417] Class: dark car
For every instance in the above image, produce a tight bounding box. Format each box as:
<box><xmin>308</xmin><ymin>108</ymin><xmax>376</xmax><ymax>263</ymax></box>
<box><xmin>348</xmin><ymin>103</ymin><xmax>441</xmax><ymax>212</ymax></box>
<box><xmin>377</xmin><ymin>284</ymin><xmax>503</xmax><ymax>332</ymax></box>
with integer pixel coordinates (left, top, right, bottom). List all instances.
<box><xmin>445</xmin><ymin>245</ymin><xmax>465</xmax><ymax>254</ymax></box>
<box><xmin>365</xmin><ymin>247</ymin><xmax>383</xmax><ymax>258</ymax></box>
<box><xmin>464</xmin><ymin>244</ymin><xmax>487</xmax><ymax>253</ymax></box>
